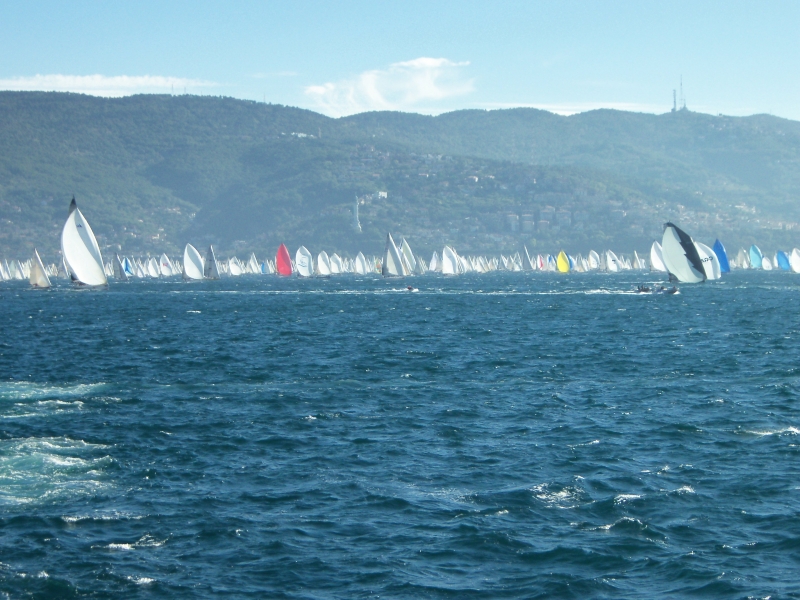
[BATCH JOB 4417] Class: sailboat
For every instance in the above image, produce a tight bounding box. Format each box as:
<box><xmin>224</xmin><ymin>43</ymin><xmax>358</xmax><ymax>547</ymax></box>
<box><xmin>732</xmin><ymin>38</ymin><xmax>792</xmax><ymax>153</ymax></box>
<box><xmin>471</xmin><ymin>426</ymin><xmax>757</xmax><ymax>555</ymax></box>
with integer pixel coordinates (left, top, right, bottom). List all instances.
<box><xmin>381</xmin><ymin>234</ymin><xmax>406</xmax><ymax>277</ymax></box>
<box><xmin>605</xmin><ymin>250</ymin><xmax>620</xmax><ymax>273</ymax></box>
<box><xmin>440</xmin><ymin>246</ymin><xmax>458</xmax><ymax>275</ymax></box>
<box><xmin>790</xmin><ymin>248</ymin><xmax>800</xmax><ymax>273</ymax></box>
<box><xmin>295</xmin><ymin>246</ymin><xmax>314</xmax><ymax>277</ymax></box>
<box><xmin>204</xmin><ymin>245</ymin><xmax>220</xmax><ymax>279</ymax></box>
<box><xmin>29</xmin><ymin>249</ymin><xmax>51</xmax><ymax>288</ymax></box>
<box><xmin>60</xmin><ymin>197</ymin><xmax>107</xmax><ymax>286</ymax></box>
<box><xmin>661</xmin><ymin>223</ymin><xmax>706</xmax><ymax>283</ymax></box>
<box><xmin>228</xmin><ymin>257</ymin><xmax>244</xmax><ymax>276</ymax></box>
<box><xmin>147</xmin><ymin>257</ymin><xmax>160</xmax><ymax>278</ymax></box>
<box><xmin>159</xmin><ymin>253</ymin><xmax>175</xmax><ymax>276</ymax></box>
<box><xmin>113</xmin><ymin>254</ymin><xmax>129</xmax><ymax>281</ymax></box>
<box><xmin>649</xmin><ymin>242</ymin><xmax>667</xmax><ymax>272</ymax></box>
<box><xmin>316</xmin><ymin>251</ymin><xmax>332</xmax><ymax>276</ymax></box>
<box><xmin>182</xmin><ymin>244</ymin><xmax>204</xmax><ymax>280</ymax></box>
<box><xmin>712</xmin><ymin>240</ymin><xmax>730</xmax><ymax>273</ymax></box>
<box><xmin>329</xmin><ymin>253</ymin><xmax>343</xmax><ymax>274</ymax></box>
<box><xmin>694</xmin><ymin>241</ymin><xmax>721</xmax><ymax>280</ymax></box>
<box><xmin>762</xmin><ymin>256</ymin><xmax>773</xmax><ymax>271</ymax></box>
<box><xmin>276</xmin><ymin>244</ymin><xmax>293</xmax><ymax>276</ymax></box>
<box><xmin>749</xmin><ymin>245</ymin><xmax>763</xmax><ymax>269</ymax></box>
<box><xmin>400</xmin><ymin>239</ymin><xmax>416</xmax><ymax>274</ymax></box>
<box><xmin>429</xmin><ymin>251</ymin><xmax>441</xmax><ymax>272</ymax></box>
<box><xmin>556</xmin><ymin>251</ymin><xmax>570</xmax><ymax>273</ymax></box>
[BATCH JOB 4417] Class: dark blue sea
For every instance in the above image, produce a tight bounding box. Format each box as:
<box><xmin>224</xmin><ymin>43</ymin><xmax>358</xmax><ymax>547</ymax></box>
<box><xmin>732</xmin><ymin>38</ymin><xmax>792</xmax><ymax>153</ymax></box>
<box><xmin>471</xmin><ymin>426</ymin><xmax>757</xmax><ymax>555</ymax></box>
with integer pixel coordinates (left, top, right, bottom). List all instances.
<box><xmin>2</xmin><ymin>271</ymin><xmax>800</xmax><ymax>599</ymax></box>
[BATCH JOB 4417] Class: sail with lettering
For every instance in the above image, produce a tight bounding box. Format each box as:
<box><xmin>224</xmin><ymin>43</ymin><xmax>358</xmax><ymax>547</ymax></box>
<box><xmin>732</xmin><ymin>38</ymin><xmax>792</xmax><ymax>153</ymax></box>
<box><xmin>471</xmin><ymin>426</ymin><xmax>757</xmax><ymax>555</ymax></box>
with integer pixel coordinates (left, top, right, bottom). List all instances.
<box><xmin>694</xmin><ymin>241</ymin><xmax>721</xmax><ymax>280</ymax></box>
<box><xmin>276</xmin><ymin>244</ymin><xmax>292</xmax><ymax>276</ymax></box>
<box><xmin>159</xmin><ymin>253</ymin><xmax>175</xmax><ymax>276</ymax></box>
<box><xmin>295</xmin><ymin>246</ymin><xmax>313</xmax><ymax>277</ymax></box>
<box><xmin>662</xmin><ymin>222</ymin><xmax>706</xmax><ymax>283</ymax></box>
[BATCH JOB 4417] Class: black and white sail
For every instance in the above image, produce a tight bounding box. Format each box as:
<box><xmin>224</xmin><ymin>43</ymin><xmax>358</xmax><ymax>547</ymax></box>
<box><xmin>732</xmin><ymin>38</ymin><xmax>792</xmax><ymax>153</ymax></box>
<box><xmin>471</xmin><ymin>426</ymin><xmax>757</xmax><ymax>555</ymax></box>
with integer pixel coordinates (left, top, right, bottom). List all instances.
<box><xmin>661</xmin><ymin>222</ymin><xmax>706</xmax><ymax>283</ymax></box>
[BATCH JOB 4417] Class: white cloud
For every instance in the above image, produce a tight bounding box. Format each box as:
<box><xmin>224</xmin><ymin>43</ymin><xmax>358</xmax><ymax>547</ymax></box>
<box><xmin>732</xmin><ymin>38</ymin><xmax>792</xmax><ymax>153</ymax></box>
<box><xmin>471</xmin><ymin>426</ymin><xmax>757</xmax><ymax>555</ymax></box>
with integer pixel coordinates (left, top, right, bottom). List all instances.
<box><xmin>305</xmin><ymin>57</ymin><xmax>473</xmax><ymax>117</ymax></box>
<box><xmin>0</xmin><ymin>74</ymin><xmax>216</xmax><ymax>97</ymax></box>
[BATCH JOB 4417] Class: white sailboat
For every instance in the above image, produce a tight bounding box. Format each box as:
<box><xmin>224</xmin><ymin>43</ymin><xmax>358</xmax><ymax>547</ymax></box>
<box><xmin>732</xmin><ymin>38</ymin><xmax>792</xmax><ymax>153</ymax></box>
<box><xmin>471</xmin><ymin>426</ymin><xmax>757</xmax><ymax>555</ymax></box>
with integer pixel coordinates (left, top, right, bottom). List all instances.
<box><xmin>159</xmin><ymin>253</ymin><xmax>175</xmax><ymax>276</ymax></box>
<box><xmin>330</xmin><ymin>253</ymin><xmax>343</xmax><ymax>274</ymax></box>
<box><xmin>113</xmin><ymin>254</ymin><xmax>129</xmax><ymax>281</ymax></box>
<box><xmin>316</xmin><ymin>251</ymin><xmax>332</xmax><ymax>276</ymax></box>
<box><xmin>400</xmin><ymin>239</ymin><xmax>416</xmax><ymax>274</ymax></box>
<box><xmin>204</xmin><ymin>245</ymin><xmax>220</xmax><ymax>280</ymax></box>
<box><xmin>791</xmin><ymin>248</ymin><xmax>800</xmax><ymax>273</ymax></box>
<box><xmin>183</xmin><ymin>244</ymin><xmax>204</xmax><ymax>280</ymax></box>
<box><xmin>354</xmin><ymin>252</ymin><xmax>369</xmax><ymax>275</ymax></box>
<box><xmin>29</xmin><ymin>249</ymin><xmax>51</xmax><ymax>288</ymax></box>
<box><xmin>429</xmin><ymin>251</ymin><xmax>441</xmax><ymax>272</ymax></box>
<box><xmin>381</xmin><ymin>234</ymin><xmax>406</xmax><ymax>277</ymax></box>
<box><xmin>295</xmin><ymin>246</ymin><xmax>314</xmax><ymax>277</ymax></box>
<box><xmin>650</xmin><ymin>242</ymin><xmax>667</xmax><ymax>272</ymax></box>
<box><xmin>605</xmin><ymin>250</ymin><xmax>620</xmax><ymax>273</ymax></box>
<box><xmin>60</xmin><ymin>197</ymin><xmax>107</xmax><ymax>286</ymax></box>
<box><xmin>441</xmin><ymin>246</ymin><xmax>459</xmax><ymax>275</ymax></box>
<box><xmin>694</xmin><ymin>241</ymin><xmax>721</xmax><ymax>280</ymax></box>
<box><xmin>662</xmin><ymin>223</ymin><xmax>706</xmax><ymax>283</ymax></box>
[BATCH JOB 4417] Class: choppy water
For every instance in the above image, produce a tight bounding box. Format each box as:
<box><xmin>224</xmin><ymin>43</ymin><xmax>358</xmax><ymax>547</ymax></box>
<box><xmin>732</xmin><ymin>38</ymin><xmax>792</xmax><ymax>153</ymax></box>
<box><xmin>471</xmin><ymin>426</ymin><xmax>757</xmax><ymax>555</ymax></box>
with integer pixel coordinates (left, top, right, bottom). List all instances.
<box><xmin>1</xmin><ymin>271</ymin><xmax>799</xmax><ymax>599</ymax></box>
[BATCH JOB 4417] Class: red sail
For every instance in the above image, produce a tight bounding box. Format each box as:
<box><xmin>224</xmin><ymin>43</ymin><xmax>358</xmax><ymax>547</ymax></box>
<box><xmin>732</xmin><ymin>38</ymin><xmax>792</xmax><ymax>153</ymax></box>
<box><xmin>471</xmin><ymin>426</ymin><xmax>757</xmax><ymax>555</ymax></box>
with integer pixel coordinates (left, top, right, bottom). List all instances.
<box><xmin>276</xmin><ymin>244</ymin><xmax>293</xmax><ymax>276</ymax></box>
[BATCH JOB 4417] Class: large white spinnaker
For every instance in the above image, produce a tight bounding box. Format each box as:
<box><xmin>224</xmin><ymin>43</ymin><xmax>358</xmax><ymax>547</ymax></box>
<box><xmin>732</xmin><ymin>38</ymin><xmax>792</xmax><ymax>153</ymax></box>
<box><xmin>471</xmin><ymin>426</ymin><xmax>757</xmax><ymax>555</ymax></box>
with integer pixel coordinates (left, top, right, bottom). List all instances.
<box><xmin>295</xmin><ymin>246</ymin><xmax>314</xmax><ymax>277</ymax></box>
<box><xmin>354</xmin><ymin>252</ymin><xmax>368</xmax><ymax>275</ymax></box>
<box><xmin>183</xmin><ymin>244</ymin><xmax>204</xmax><ymax>280</ymax></box>
<box><xmin>400</xmin><ymin>238</ymin><xmax>416</xmax><ymax>274</ymax></box>
<box><xmin>694</xmin><ymin>241</ymin><xmax>721</xmax><ymax>280</ymax></box>
<box><xmin>650</xmin><ymin>242</ymin><xmax>667</xmax><ymax>272</ymax></box>
<box><xmin>29</xmin><ymin>249</ymin><xmax>51</xmax><ymax>288</ymax></box>
<box><xmin>441</xmin><ymin>246</ymin><xmax>459</xmax><ymax>275</ymax></box>
<box><xmin>661</xmin><ymin>222</ymin><xmax>706</xmax><ymax>283</ymax></box>
<box><xmin>61</xmin><ymin>197</ymin><xmax>107</xmax><ymax>286</ymax></box>
<box><xmin>381</xmin><ymin>233</ymin><xmax>406</xmax><ymax>277</ymax></box>
<box><xmin>159</xmin><ymin>253</ymin><xmax>175</xmax><ymax>276</ymax></box>
<box><xmin>317</xmin><ymin>251</ymin><xmax>332</xmax><ymax>276</ymax></box>
<box><xmin>204</xmin><ymin>245</ymin><xmax>220</xmax><ymax>280</ymax></box>
<box><xmin>605</xmin><ymin>250</ymin><xmax>620</xmax><ymax>273</ymax></box>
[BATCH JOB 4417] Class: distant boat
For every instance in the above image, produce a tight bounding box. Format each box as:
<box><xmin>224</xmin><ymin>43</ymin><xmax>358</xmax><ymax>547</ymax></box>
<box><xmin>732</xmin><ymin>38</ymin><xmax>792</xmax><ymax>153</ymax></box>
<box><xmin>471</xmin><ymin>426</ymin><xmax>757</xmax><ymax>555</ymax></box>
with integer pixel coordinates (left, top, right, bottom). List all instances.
<box><xmin>160</xmin><ymin>253</ymin><xmax>175</xmax><ymax>277</ymax></box>
<box><xmin>147</xmin><ymin>257</ymin><xmax>160</xmax><ymax>278</ymax></box>
<box><xmin>441</xmin><ymin>246</ymin><xmax>459</xmax><ymax>276</ymax></box>
<box><xmin>556</xmin><ymin>250</ymin><xmax>570</xmax><ymax>273</ymax></box>
<box><xmin>204</xmin><ymin>245</ymin><xmax>220</xmax><ymax>279</ymax></box>
<box><xmin>381</xmin><ymin>234</ymin><xmax>406</xmax><ymax>277</ymax></box>
<box><xmin>113</xmin><ymin>254</ymin><xmax>129</xmax><ymax>281</ymax></box>
<box><xmin>605</xmin><ymin>250</ymin><xmax>620</xmax><ymax>273</ymax></box>
<box><xmin>712</xmin><ymin>239</ymin><xmax>730</xmax><ymax>273</ymax></box>
<box><xmin>662</xmin><ymin>222</ymin><xmax>706</xmax><ymax>283</ymax></box>
<box><xmin>329</xmin><ymin>253</ymin><xmax>343</xmax><ymax>274</ymax></box>
<box><xmin>29</xmin><ymin>249</ymin><xmax>51</xmax><ymax>288</ymax></box>
<box><xmin>694</xmin><ymin>241</ymin><xmax>721</xmax><ymax>280</ymax></box>
<box><xmin>524</xmin><ymin>246</ymin><xmax>536</xmax><ymax>271</ymax></box>
<box><xmin>228</xmin><ymin>257</ymin><xmax>243</xmax><ymax>276</ymax></box>
<box><xmin>276</xmin><ymin>244</ymin><xmax>293</xmax><ymax>276</ymax></box>
<box><xmin>776</xmin><ymin>251</ymin><xmax>791</xmax><ymax>271</ymax></box>
<box><xmin>295</xmin><ymin>246</ymin><xmax>314</xmax><ymax>277</ymax></box>
<box><xmin>400</xmin><ymin>239</ymin><xmax>416</xmax><ymax>274</ymax></box>
<box><xmin>247</xmin><ymin>253</ymin><xmax>260</xmax><ymax>274</ymax></box>
<box><xmin>182</xmin><ymin>244</ymin><xmax>204</xmax><ymax>280</ymax></box>
<box><xmin>649</xmin><ymin>242</ymin><xmax>667</xmax><ymax>272</ymax></box>
<box><xmin>790</xmin><ymin>249</ymin><xmax>800</xmax><ymax>273</ymax></box>
<box><xmin>60</xmin><ymin>197</ymin><xmax>107</xmax><ymax>286</ymax></box>
<box><xmin>316</xmin><ymin>251</ymin><xmax>332</xmax><ymax>276</ymax></box>
<box><xmin>749</xmin><ymin>245</ymin><xmax>763</xmax><ymax>269</ymax></box>
<box><xmin>429</xmin><ymin>251</ymin><xmax>441</xmax><ymax>272</ymax></box>
<box><xmin>354</xmin><ymin>252</ymin><xmax>369</xmax><ymax>275</ymax></box>
<box><xmin>762</xmin><ymin>255</ymin><xmax>773</xmax><ymax>271</ymax></box>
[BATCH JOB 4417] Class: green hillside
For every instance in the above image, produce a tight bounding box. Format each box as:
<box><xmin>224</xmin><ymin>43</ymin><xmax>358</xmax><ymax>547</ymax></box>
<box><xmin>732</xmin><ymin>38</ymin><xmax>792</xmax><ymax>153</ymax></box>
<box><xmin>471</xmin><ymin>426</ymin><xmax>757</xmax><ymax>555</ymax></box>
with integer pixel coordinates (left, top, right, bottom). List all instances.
<box><xmin>1</xmin><ymin>91</ymin><xmax>798</xmax><ymax>262</ymax></box>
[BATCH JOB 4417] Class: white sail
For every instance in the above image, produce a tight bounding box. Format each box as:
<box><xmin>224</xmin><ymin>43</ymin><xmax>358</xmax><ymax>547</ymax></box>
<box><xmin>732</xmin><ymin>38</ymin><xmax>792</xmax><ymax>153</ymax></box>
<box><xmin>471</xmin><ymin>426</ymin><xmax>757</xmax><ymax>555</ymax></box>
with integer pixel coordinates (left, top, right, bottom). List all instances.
<box><xmin>146</xmin><ymin>257</ymin><xmax>160</xmax><ymax>278</ymax></box>
<box><xmin>60</xmin><ymin>197</ymin><xmax>107</xmax><ymax>286</ymax></box>
<box><xmin>791</xmin><ymin>248</ymin><xmax>800</xmax><ymax>273</ymax></box>
<box><xmin>649</xmin><ymin>242</ymin><xmax>667</xmax><ymax>272</ymax></box>
<box><xmin>429</xmin><ymin>251</ymin><xmax>441</xmax><ymax>272</ymax></box>
<box><xmin>29</xmin><ymin>249</ymin><xmax>51</xmax><ymax>288</ymax></box>
<box><xmin>228</xmin><ymin>257</ymin><xmax>243</xmax><ymax>276</ymax></box>
<box><xmin>159</xmin><ymin>253</ymin><xmax>174</xmax><ymax>276</ymax></box>
<box><xmin>182</xmin><ymin>244</ymin><xmax>204</xmax><ymax>280</ymax></box>
<box><xmin>381</xmin><ymin>234</ymin><xmax>405</xmax><ymax>277</ymax></box>
<box><xmin>317</xmin><ymin>251</ymin><xmax>332</xmax><ymax>276</ymax></box>
<box><xmin>295</xmin><ymin>246</ymin><xmax>314</xmax><ymax>277</ymax></box>
<box><xmin>441</xmin><ymin>246</ymin><xmax>459</xmax><ymax>275</ymax></box>
<box><xmin>662</xmin><ymin>223</ymin><xmax>706</xmax><ymax>283</ymax></box>
<box><xmin>113</xmin><ymin>254</ymin><xmax>129</xmax><ymax>281</ymax></box>
<box><xmin>204</xmin><ymin>245</ymin><xmax>220</xmax><ymax>280</ymax></box>
<box><xmin>762</xmin><ymin>256</ymin><xmax>773</xmax><ymax>271</ymax></box>
<box><xmin>354</xmin><ymin>252</ymin><xmax>368</xmax><ymax>275</ymax></box>
<box><xmin>400</xmin><ymin>239</ymin><xmax>417</xmax><ymax>273</ymax></box>
<box><xmin>605</xmin><ymin>250</ymin><xmax>620</xmax><ymax>273</ymax></box>
<box><xmin>694</xmin><ymin>241</ymin><xmax>721</xmax><ymax>280</ymax></box>
<box><xmin>247</xmin><ymin>253</ymin><xmax>260</xmax><ymax>274</ymax></box>
<box><xmin>329</xmin><ymin>253</ymin><xmax>343</xmax><ymax>274</ymax></box>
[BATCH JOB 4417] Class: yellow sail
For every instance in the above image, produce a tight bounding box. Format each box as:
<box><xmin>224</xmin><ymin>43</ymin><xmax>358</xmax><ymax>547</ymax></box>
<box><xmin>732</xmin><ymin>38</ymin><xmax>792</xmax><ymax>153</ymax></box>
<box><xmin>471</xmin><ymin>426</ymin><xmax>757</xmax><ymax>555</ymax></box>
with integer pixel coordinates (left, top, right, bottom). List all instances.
<box><xmin>557</xmin><ymin>250</ymin><xmax>570</xmax><ymax>273</ymax></box>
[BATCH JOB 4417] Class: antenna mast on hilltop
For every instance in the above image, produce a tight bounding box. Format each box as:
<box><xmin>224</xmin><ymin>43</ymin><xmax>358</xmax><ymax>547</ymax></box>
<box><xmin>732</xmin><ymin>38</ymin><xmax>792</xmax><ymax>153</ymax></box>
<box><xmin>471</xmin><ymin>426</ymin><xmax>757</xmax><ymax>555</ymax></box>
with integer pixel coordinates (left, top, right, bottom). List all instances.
<box><xmin>679</xmin><ymin>76</ymin><xmax>686</xmax><ymax>110</ymax></box>
<box><xmin>672</xmin><ymin>89</ymin><xmax>677</xmax><ymax>112</ymax></box>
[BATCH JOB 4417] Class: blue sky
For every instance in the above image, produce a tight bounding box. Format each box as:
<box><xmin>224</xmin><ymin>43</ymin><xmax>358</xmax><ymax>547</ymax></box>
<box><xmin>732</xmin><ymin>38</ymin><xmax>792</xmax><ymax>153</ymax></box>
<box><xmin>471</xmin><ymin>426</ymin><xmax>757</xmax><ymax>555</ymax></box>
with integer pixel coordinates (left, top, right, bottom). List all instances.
<box><xmin>1</xmin><ymin>0</ymin><xmax>798</xmax><ymax>119</ymax></box>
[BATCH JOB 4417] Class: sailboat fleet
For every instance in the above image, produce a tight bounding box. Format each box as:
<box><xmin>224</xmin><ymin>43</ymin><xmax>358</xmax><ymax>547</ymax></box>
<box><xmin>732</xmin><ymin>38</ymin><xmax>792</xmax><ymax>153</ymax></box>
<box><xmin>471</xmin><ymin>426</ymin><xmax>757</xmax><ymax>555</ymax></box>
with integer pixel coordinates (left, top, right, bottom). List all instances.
<box><xmin>3</xmin><ymin>200</ymin><xmax>800</xmax><ymax>288</ymax></box>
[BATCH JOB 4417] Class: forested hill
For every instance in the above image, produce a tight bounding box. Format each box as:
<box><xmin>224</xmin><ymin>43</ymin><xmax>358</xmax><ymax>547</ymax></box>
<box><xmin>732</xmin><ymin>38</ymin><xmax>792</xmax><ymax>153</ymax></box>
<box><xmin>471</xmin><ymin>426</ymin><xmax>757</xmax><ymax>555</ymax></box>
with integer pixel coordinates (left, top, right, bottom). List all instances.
<box><xmin>1</xmin><ymin>91</ymin><xmax>799</xmax><ymax>260</ymax></box>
